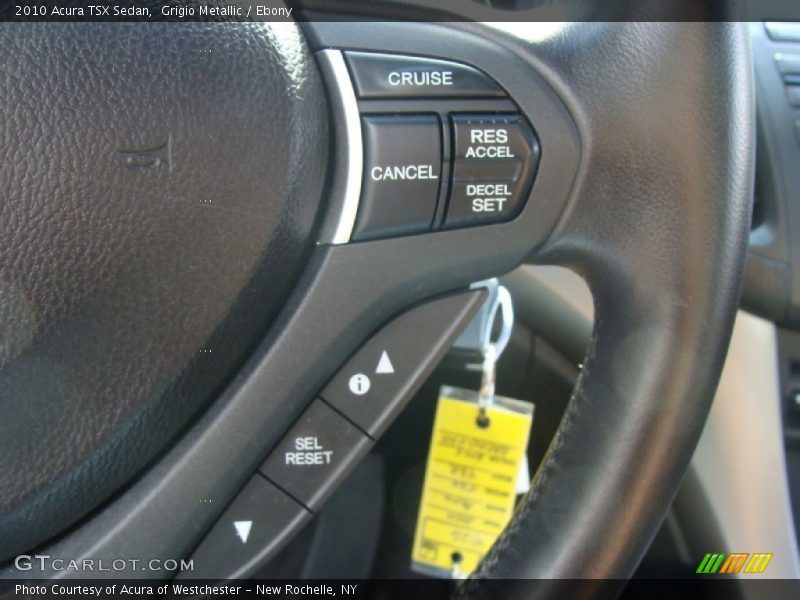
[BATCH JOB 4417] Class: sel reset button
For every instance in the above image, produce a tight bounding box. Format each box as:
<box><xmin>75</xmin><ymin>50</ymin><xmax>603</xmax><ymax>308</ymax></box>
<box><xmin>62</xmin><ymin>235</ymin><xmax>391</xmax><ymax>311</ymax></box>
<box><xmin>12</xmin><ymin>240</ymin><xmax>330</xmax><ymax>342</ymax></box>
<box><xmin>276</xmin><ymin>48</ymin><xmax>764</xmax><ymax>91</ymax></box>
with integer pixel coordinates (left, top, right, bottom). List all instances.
<box><xmin>260</xmin><ymin>401</ymin><xmax>372</xmax><ymax>510</ymax></box>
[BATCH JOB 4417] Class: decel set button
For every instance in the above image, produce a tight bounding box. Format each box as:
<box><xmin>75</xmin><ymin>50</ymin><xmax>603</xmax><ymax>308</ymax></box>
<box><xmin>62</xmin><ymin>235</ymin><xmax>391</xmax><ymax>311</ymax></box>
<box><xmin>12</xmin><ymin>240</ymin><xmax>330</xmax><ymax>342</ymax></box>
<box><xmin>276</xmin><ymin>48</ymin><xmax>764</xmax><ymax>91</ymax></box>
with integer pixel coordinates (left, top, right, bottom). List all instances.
<box><xmin>445</xmin><ymin>114</ymin><xmax>540</xmax><ymax>228</ymax></box>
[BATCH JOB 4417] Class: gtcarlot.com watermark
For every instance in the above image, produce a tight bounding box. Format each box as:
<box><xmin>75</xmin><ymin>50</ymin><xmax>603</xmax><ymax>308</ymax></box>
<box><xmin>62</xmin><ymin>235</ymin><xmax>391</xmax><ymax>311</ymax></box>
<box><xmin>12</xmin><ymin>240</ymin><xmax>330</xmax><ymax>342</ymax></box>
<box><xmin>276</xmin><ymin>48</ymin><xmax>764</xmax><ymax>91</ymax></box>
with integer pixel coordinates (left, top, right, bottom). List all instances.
<box><xmin>13</xmin><ymin>554</ymin><xmax>193</xmax><ymax>573</ymax></box>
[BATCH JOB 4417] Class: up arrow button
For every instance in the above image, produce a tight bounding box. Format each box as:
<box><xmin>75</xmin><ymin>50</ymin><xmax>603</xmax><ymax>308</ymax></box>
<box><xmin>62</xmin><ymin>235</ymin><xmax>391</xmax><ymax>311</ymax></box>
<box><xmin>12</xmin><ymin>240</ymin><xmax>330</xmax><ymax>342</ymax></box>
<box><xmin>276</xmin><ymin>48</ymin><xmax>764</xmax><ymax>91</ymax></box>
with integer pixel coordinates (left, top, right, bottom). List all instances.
<box><xmin>376</xmin><ymin>351</ymin><xmax>394</xmax><ymax>374</ymax></box>
<box><xmin>319</xmin><ymin>291</ymin><xmax>486</xmax><ymax>438</ymax></box>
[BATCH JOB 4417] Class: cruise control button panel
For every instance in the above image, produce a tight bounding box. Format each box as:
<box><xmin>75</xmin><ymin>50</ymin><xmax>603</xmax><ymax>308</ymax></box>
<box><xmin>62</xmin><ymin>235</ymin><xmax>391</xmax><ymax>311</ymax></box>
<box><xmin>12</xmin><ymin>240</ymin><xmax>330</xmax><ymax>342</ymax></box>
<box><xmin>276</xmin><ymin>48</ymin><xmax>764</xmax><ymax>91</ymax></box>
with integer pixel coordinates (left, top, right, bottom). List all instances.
<box><xmin>345</xmin><ymin>51</ymin><xmax>504</xmax><ymax>99</ymax></box>
<box><xmin>353</xmin><ymin>115</ymin><xmax>441</xmax><ymax>241</ymax></box>
<box><xmin>259</xmin><ymin>400</ymin><xmax>372</xmax><ymax>510</ymax></box>
<box><xmin>329</xmin><ymin>50</ymin><xmax>541</xmax><ymax>242</ymax></box>
<box><xmin>321</xmin><ymin>289</ymin><xmax>486</xmax><ymax>437</ymax></box>
<box><xmin>446</xmin><ymin>114</ymin><xmax>540</xmax><ymax>228</ymax></box>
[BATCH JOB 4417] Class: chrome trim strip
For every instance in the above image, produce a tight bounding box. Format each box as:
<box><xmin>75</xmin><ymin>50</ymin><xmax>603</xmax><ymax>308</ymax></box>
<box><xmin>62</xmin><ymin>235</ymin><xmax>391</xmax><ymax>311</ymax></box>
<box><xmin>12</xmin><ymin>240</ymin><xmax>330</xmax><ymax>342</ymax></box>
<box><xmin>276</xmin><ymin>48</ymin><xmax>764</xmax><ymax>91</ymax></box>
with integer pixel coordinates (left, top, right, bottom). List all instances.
<box><xmin>319</xmin><ymin>49</ymin><xmax>363</xmax><ymax>245</ymax></box>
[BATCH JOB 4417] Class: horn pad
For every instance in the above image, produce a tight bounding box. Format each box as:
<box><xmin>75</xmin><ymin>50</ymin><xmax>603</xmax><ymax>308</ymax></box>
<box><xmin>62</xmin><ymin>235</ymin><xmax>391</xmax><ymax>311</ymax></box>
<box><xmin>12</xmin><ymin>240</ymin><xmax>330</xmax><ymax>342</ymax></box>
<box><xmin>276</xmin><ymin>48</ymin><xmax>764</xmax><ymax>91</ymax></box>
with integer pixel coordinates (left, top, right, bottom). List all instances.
<box><xmin>0</xmin><ymin>23</ymin><xmax>327</xmax><ymax>560</ymax></box>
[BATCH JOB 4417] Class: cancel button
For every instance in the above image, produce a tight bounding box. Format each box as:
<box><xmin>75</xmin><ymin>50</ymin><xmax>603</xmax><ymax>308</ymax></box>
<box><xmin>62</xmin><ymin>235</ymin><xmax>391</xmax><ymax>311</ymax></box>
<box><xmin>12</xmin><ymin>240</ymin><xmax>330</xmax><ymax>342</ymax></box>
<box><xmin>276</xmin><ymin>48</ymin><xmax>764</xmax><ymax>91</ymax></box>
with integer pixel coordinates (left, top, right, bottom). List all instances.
<box><xmin>353</xmin><ymin>115</ymin><xmax>442</xmax><ymax>241</ymax></box>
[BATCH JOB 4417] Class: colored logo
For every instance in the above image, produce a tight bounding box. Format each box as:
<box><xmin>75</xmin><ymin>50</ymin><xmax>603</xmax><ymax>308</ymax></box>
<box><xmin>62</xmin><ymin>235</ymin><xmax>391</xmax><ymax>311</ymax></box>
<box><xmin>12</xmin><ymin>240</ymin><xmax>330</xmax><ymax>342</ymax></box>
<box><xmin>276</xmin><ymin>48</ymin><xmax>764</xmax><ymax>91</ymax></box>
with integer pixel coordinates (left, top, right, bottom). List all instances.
<box><xmin>696</xmin><ymin>552</ymin><xmax>773</xmax><ymax>574</ymax></box>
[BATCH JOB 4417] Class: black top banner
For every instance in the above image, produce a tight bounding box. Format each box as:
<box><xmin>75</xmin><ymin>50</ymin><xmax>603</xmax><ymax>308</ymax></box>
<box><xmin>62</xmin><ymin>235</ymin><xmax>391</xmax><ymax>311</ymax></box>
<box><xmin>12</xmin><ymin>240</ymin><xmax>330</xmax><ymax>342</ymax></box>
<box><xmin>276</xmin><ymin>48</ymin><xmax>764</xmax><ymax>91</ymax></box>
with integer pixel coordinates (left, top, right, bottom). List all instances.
<box><xmin>1</xmin><ymin>0</ymin><xmax>800</xmax><ymax>22</ymax></box>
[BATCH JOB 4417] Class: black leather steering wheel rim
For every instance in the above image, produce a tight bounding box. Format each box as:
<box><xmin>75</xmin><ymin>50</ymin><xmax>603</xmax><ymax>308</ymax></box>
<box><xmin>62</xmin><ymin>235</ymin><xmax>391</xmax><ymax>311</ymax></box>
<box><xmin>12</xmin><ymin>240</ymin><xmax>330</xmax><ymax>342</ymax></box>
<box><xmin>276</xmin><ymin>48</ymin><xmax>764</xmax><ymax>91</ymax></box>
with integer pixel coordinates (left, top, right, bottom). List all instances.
<box><xmin>459</xmin><ymin>17</ymin><xmax>754</xmax><ymax>593</ymax></box>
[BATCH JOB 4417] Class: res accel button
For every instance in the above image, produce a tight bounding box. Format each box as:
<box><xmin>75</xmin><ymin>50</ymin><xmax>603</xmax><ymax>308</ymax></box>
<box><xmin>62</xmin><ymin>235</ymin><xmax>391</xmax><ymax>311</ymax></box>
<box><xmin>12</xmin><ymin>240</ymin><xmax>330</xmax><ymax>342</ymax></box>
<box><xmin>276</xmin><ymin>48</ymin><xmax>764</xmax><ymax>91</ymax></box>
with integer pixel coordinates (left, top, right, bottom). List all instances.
<box><xmin>353</xmin><ymin>115</ymin><xmax>442</xmax><ymax>241</ymax></box>
<box><xmin>259</xmin><ymin>400</ymin><xmax>372</xmax><ymax>511</ymax></box>
<box><xmin>445</xmin><ymin>114</ymin><xmax>540</xmax><ymax>229</ymax></box>
<box><xmin>345</xmin><ymin>51</ymin><xmax>504</xmax><ymax>99</ymax></box>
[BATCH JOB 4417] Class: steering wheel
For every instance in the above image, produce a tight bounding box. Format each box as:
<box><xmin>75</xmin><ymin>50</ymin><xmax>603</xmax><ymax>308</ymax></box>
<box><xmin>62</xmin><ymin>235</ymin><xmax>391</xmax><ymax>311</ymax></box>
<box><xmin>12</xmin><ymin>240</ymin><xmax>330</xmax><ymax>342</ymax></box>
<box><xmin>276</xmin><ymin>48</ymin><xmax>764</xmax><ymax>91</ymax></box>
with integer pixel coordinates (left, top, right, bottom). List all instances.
<box><xmin>0</xmin><ymin>4</ymin><xmax>753</xmax><ymax>597</ymax></box>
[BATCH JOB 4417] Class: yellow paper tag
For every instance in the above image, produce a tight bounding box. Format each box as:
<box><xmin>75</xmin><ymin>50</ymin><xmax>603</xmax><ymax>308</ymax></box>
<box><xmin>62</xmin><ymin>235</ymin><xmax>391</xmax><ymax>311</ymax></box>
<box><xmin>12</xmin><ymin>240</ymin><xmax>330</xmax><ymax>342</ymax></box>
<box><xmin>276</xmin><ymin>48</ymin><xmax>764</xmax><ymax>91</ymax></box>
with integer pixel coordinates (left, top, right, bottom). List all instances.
<box><xmin>411</xmin><ymin>386</ymin><xmax>533</xmax><ymax>578</ymax></box>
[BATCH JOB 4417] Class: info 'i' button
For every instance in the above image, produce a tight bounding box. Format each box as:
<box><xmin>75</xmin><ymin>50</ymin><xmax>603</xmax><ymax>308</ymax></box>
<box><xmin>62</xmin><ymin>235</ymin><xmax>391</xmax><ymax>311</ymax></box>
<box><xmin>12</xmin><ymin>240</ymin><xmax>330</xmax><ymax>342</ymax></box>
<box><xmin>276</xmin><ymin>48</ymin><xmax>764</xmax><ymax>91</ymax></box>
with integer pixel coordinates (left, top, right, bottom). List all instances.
<box><xmin>259</xmin><ymin>400</ymin><xmax>373</xmax><ymax>511</ymax></box>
